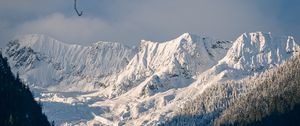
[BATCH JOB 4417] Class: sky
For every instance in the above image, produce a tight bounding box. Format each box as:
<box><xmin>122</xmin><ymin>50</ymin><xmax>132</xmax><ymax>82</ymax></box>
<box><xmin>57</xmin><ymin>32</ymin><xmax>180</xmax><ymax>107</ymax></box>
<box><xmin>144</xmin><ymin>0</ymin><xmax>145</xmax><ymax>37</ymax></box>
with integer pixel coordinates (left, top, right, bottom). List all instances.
<box><xmin>0</xmin><ymin>0</ymin><xmax>299</xmax><ymax>47</ymax></box>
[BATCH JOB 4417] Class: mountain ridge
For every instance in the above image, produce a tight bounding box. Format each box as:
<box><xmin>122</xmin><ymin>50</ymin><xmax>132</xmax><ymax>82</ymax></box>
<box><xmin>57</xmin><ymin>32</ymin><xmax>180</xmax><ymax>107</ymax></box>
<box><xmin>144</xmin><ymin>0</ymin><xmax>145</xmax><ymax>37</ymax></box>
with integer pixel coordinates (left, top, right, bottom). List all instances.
<box><xmin>103</xmin><ymin>32</ymin><xmax>231</xmax><ymax>97</ymax></box>
<box><xmin>193</xmin><ymin>31</ymin><xmax>300</xmax><ymax>87</ymax></box>
<box><xmin>2</xmin><ymin>31</ymin><xmax>299</xmax><ymax>126</ymax></box>
<box><xmin>3</xmin><ymin>34</ymin><xmax>137</xmax><ymax>91</ymax></box>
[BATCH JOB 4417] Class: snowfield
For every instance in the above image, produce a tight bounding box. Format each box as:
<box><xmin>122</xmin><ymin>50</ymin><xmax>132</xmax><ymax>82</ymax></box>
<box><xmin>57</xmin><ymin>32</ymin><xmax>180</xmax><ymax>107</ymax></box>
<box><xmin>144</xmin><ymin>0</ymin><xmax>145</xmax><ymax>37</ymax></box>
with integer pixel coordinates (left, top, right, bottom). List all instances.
<box><xmin>2</xmin><ymin>32</ymin><xmax>299</xmax><ymax>126</ymax></box>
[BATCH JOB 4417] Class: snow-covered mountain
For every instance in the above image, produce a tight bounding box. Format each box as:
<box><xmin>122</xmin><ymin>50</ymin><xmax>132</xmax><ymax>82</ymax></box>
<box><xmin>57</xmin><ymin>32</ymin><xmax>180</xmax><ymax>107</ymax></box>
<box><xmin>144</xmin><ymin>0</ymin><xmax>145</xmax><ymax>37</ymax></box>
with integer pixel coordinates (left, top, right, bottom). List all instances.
<box><xmin>2</xmin><ymin>32</ymin><xmax>299</xmax><ymax>126</ymax></box>
<box><xmin>196</xmin><ymin>32</ymin><xmax>300</xmax><ymax>85</ymax></box>
<box><xmin>104</xmin><ymin>33</ymin><xmax>231</xmax><ymax>97</ymax></box>
<box><xmin>3</xmin><ymin>34</ymin><xmax>137</xmax><ymax>91</ymax></box>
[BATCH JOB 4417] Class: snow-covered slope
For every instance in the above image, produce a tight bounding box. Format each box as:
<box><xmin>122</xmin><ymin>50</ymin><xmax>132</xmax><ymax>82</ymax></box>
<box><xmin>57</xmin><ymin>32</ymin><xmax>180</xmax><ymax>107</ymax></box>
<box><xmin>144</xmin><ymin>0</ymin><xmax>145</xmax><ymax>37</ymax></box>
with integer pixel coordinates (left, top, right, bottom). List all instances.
<box><xmin>197</xmin><ymin>32</ymin><xmax>300</xmax><ymax>84</ymax></box>
<box><xmin>3</xmin><ymin>32</ymin><xmax>299</xmax><ymax>126</ymax></box>
<box><xmin>3</xmin><ymin>34</ymin><xmax>137</xmax><ymax>91</ymax></box>
<box><xmin>104</xmin><ymin>33</ymin><xmax>231</xmax><ymax>97</ymax></box>
<box><xmin>148</xmin><ymin>32</ymin><xmax>300</xmax><ymax>125</ymax></box>
<box><xmin>117</xmin><ymin>32</ymin><xmax>300</xmax><ymax>125</ymax></box>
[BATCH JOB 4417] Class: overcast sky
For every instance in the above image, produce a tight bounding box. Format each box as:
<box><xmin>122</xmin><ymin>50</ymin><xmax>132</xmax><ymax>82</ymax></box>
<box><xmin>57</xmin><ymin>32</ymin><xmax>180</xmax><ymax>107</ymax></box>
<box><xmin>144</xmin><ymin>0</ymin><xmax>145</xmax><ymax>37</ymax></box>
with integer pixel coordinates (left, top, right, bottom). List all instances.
<box><xmin>0</xmin><ymin>0</ymin><xmax>299</xmax><ymax>47</ymax></box>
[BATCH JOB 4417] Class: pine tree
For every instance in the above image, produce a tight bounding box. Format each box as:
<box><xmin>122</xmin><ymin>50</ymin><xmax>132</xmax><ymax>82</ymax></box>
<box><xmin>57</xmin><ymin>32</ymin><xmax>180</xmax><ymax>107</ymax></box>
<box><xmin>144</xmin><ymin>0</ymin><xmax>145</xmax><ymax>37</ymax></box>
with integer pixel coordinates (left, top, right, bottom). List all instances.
<box><xmin>164</xmin><ymin>54</ymin><xmax>300</xmax><ymax>126</ymax></box>
<box><xmin>0</xmin><ymin>52</ymin><xmax>51</xmax><ymax>126</ymax></box>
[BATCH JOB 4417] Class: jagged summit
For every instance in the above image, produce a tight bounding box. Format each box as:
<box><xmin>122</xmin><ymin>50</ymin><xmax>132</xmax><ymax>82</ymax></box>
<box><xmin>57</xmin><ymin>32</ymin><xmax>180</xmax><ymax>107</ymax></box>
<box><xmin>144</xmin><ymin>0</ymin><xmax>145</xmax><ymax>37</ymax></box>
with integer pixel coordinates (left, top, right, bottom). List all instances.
<box><xmin>176</xmin><ymin>32</ymin><xmax>199</xmax><ymax>43</ymax></box>
<box><xmin>222</xmin><ymin>32</ymin><xmax>300</xmax><ymax>70</ymax></box>
<box><xmin>4</xmin><ymin>34</ymin><xmax>137</xmax><ymax>91</ymax></box>
<box><xmin>105</xmin><ymin>32</ymin><xmax>231</xmax><ymax>96</ymax></box>
<box><xmin>11</xmin><ymin>34</ymin><xmax>81</xmax><ymax>49</ymax></box>
<box><xmin>12</xmin><ymin>34</ymin><xmax>51</xmax><ymax>47</ymax></box>
<box><xmin>197</xmin><ymin>32</ymin><xmax>300</xmax><ymax>83</ymax></box>
<box><xmin>140</xmin><ymin>32</ymin><xmax>206</xmax><ymax>47</ymax></box>
<box><xmin>13</xmin><ymin>34</ymin><xmax>131</xmax><ymax>49</ymax></box>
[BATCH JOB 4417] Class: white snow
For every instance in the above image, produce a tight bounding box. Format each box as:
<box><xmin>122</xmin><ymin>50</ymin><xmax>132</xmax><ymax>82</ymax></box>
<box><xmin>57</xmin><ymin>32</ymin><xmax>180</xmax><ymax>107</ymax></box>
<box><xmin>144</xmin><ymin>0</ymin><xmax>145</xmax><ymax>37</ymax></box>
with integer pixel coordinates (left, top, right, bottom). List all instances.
<box><xmin>103</xmin><ymin>32</ymin><xmax>231</xmax><ymax>97</ymax></box>
<box><xmin>2</xmin><ymin>32</ymin><xmax>299</xmax><ymax>126</ymax></box>
<box><xmin>4</xmin><ymin>34</ymin><xmax>137</xmax><ymax>91</ymax></box>
<box><xmin>194</xmin><ymin>32</ymin><xmax>300</xmax><ymax>86</ymax></box>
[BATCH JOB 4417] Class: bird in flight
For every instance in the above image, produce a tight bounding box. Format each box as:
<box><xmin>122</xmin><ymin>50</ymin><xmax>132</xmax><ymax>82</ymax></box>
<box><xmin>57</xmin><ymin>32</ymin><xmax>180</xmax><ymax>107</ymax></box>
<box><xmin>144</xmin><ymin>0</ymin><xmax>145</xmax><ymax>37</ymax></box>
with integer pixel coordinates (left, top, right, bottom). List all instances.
<box><xmin>74</xmin><ymin>0</ymin><xmax>83</xmax><ymax>16</ymax></box>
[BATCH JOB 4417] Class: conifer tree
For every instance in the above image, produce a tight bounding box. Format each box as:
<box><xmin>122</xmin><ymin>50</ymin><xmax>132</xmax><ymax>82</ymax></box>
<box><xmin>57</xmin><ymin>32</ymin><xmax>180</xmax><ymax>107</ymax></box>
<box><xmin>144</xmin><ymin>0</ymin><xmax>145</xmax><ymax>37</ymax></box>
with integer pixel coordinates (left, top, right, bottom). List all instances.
<box><xmin>0</xmin><ymin>52</ymin><xmax>51</xmax><ymax>126</ymax></box>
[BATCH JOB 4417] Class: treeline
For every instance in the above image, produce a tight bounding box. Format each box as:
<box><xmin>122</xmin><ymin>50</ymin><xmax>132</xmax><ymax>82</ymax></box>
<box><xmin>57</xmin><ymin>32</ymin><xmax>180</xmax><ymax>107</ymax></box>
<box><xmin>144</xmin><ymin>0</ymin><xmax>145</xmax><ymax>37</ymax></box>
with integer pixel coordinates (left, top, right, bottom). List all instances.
<box><xmin>215</xmin><ymin>54</ymin><xmax>300</xmax><ymax>126</ymax></box>
<box><xmin>0</xmin><ymin>52</ymin><xmax>52</xmax><ymax>126</ymax></box>
<box><xmin>161</xmin><ymin>80</ymin><xmax>250</xmax><ymax>126</ymax></box>
<box><xmin>162</xmin><ymin>53</ymin><xmax>300</xmax><ymax>126</ymax></box>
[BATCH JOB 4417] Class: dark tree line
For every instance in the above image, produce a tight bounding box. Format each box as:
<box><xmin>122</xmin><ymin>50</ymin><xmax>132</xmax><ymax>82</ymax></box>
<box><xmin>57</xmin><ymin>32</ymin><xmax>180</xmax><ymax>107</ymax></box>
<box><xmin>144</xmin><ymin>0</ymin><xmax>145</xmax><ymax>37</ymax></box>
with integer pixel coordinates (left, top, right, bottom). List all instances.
<box><xmin>162</xmin><ymin>53</ymin><xmax>300</xmax><ymax>126</ymax></box>
<box><xmin>215</xmin><ymin>53</ymin><xmax>300</xmax><ymax>126</ymax></box>
<box><xmin>0</xmin><ymin>52</ymin><xmax>52</xmax><ymax>126</ymax></box>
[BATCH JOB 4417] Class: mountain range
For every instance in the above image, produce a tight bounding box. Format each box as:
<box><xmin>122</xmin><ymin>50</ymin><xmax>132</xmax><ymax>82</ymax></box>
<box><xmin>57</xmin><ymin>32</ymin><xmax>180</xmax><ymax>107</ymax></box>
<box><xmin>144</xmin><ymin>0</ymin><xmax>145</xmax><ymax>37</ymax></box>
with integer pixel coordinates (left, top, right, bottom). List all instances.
<box><xmin>1</xmin><ymin>31</ymin><xmax>299</xmax><ymax>126</ymax></box>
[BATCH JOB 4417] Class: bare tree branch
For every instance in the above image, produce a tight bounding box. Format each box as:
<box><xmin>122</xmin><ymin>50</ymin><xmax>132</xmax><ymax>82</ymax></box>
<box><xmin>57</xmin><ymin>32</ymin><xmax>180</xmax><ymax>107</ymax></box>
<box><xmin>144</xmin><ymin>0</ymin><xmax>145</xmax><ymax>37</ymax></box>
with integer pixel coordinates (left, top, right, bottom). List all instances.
<box><xmin>74</xmin><ymin>0</ymin><xmax>83</xmax><ymax>16</ymax></box>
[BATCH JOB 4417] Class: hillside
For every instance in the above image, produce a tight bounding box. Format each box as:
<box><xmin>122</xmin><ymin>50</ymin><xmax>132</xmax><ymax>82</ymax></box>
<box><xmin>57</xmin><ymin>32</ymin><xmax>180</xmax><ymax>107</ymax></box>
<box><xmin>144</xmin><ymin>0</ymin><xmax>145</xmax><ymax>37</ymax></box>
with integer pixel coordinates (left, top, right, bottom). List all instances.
<box><xmin>162</xmin><ymin>46</ymin><xmax>300</xmax><ymax>126</ymax></box>
<box><xmin>3</xmin><ymin>34</ymin><xmax>137</xmax><ymax>91</ymax></box>
<box><xmin>0</xmin><ymin>52</ymin><xmax>51</xmax><ymax>126</ymax></box>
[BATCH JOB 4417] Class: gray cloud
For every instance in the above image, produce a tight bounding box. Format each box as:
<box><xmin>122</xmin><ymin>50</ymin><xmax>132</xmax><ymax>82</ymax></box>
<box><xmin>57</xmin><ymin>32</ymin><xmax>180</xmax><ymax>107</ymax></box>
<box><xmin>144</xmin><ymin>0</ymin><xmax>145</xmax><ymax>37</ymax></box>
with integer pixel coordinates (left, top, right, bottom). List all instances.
<box><xmin>16</xmin><ymin>13</ymin><xmax>110</xmax><ymax>45</ymax></box>
<box><xmin>0</xmin><ymin>0</ymin><xmax>299</xmax><ymax>48</ymax></box>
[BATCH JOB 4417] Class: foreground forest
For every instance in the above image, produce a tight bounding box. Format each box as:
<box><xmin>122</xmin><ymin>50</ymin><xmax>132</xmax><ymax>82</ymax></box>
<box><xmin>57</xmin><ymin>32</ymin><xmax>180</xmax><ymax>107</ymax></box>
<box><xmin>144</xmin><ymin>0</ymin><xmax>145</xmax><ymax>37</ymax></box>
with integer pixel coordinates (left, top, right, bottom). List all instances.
<box><xmin>0</xmin><ymin>53</ymin><xmax>51</xmax><ymax>126</ymax></box>
<box><xmin>163</xmin><ymin>54</ymin><xmax>300</xmax><ymax>126</ymax></box>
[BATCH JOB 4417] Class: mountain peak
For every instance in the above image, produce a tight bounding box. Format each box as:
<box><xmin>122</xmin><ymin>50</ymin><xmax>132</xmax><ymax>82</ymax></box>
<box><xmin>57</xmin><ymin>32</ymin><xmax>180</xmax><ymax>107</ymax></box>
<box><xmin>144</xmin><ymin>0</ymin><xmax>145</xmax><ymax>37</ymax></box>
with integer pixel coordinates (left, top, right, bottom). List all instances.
<box><xmin>249</xmin><ymin>31</ymin><xmax>270</xmax><ymax>36</ymax></box>
<box><xmin>175</xmin><ymin>32</ymin><xmax>203</xmax><ymax>44</ymax></box>
<box><xmin>107</xmin><ymin>32</ymin><xmax>232</xmax><ymax>96</ymax></box>
<box><xmin>140</xmin><ymin>33</ymin><xmax>204</xmax><ymax>48</ymax></box>
<box><xmin>10</xmin><ymin>34</ymin><xmax>135</xmax><ymax>53</ymax></box>
<box><xmin>239</xmin><ymin>31</ymin><xmax>271</xmax><ymax>40</ymax></box>
<box><xmin>12</xmin><ymin>34</ymin><xmax>61</xmax><ymax>47</ymax></box>
<box><xmin>218</xmin><ymin>31</ymin><xmax>300</xmax><ymax>74</ymax></box>
<box><xmin>178</xmin><ymin>32</ymin><xmax>195</xmax><ymax>40</ymax></box>
<box><xmin>13</xmin><ymin>34</ymin><xmax>122</xmax><ymax>47</ymax></box>
<box><xmin>4</xmin><ymin>34</ymin><xmax>137</xmax><ymax>91</ymax></box>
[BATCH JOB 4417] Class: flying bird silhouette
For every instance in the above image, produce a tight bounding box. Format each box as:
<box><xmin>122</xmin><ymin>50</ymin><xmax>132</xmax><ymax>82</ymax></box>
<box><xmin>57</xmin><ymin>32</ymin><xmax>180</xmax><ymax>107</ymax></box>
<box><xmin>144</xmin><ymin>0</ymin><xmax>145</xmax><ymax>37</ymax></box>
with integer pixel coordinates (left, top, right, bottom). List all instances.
<box><xmin>74</xmin><ymin>0</ymin><xmax>83</xmax><ymax>16</ymax></box>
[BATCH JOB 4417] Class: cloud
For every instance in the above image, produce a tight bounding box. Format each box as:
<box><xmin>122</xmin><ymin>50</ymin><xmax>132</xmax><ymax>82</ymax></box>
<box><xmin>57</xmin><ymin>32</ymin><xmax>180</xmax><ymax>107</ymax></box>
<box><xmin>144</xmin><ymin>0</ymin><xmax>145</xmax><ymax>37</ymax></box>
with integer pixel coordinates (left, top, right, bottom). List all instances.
<box><xmin>0</xmin><ymin>0</ymin><xmax>299</xmax><ymax>48</ymax></box>
<box><xmin>17</xmin><ymin>13</ymin><xmax>111</xmax><ymax>45</ymax></box>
